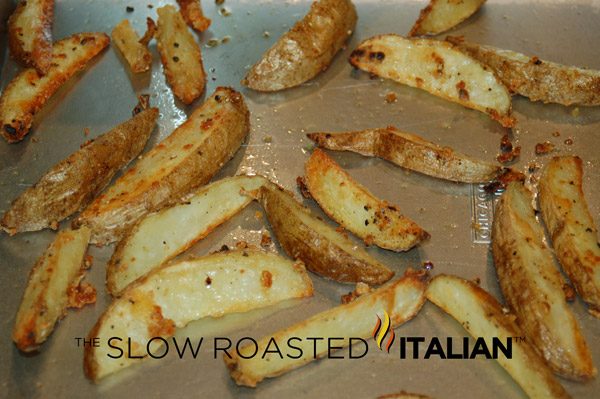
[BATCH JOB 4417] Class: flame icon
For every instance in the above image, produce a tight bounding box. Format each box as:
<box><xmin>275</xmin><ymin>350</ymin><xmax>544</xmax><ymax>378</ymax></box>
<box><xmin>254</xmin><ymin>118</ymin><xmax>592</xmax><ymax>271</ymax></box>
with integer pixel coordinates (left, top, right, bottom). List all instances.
<box><xmin>372</xmin><ymin>311</ymin><xmax>395</xmax><ymax>352</ymax></box>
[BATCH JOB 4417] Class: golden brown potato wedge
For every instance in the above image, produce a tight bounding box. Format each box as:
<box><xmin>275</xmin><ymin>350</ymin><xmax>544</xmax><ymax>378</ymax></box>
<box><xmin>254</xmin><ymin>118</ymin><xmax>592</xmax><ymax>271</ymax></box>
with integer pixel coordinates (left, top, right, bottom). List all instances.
<box><xmin>539</xmin><ymin>156</ymin><xmax>600</xmax><ymax>317</ymax></box>
<box><xmin>247</xmin><ymin>180</ymin><xmax>394</xmax><ymax>285</ymax></box>
<box><xmin>447</xmin><ymin>36</ymin><xmax>600</xmax><ymax>106</ymax></box>
<box><xmin>112</xmin><ymin>19</ymin><xmax>153</xmax><ymax>73</ymax></box>
<box><xmin>427</xmin><ymin>274</ymin><xmax>571</xmax><ymax>399</ymax></box>
<box><xmin>13</xmin><ymin>227</ymin><xmax>93</xmax><ymax>352</ymax></box>
<box><xmin>225</xmin><ymin>269</ymin><xmax>428</xmax><ymax>387</ymax></box>
<box><xmin>8</xmin><ymin>0</ymin><xmax>54</xmax><ymax>74</ymax></box>
<box><xmin>85</xmin><ymin>250</ymin><xmax>313</xmax><ymax>382</ymax></box>
<box><xmin>409</xmin><ymin>0</ymin><xmax>486</xmax><ymax>37</ymax></box>
<box><xmin>242</xmin><ymin>0</ymin><xmax>357</xmax><ymax>91</ymax></box>
<box><xmin>492</xmin><ymin>182</ymin><xmax>595</xmax><ymax>380</ymax></box>
<box><xmin>1</xmin><ymin>108</ymin><xmax>158</xmax><ymax>235</ymax></box>
<box><xmin>349</xmin><ymin>34</ymin><xmax>514</xmax><ymax>127</ymax></box>
<box><xmin>75</xmin><ymin>87</ymin><xmax>249</xmax><ymax>245</ymax></box>
<box><xmin>307</xmin><ymin>127</ymin><xmax>502</xmax><ymax>183</ymax></box>
<box><xmin>177</xmin><ymin>0</ymin><xmax>211</xmax><ymax>32</ymax></box>
<box><xmin>107</xmin><ymin>175</ymin><xmax>267</xmax><ymax>296</ymax></box>
<box><xmin>156</xmin><ymin>5</ymin><xmax>206</xmax><ymax>104</ymax></box>
<box><xmin>305</xmin><ymin>149</ymin><xmax>428</xmax><ymax>251</ymax></box>
<box><xmin>0</xmin><ymin>32</ymin><xmax>110</xmax><ymax>143</ymax></box>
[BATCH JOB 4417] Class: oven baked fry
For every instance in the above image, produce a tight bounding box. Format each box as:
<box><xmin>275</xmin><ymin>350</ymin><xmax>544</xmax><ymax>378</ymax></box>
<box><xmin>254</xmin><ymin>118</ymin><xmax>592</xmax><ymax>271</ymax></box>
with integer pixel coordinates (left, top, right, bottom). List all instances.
<box><xmin>111</xmin><ymin>19</ymin><xmax>153</xmax><ymax>73</ymax></box>
<box><xmin>409</xmin><ymin>0</ymin><xmax>486</xmax><ymax>37</ymax></box>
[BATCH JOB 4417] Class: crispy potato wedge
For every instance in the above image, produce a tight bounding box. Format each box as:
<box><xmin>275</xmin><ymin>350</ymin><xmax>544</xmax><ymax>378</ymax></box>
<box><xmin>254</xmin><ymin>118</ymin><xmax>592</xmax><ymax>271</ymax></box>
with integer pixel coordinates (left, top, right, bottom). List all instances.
<box><xmin>349</xmin><ymin>35</ymin><xmax>514</xmax><ymax>127</ymax></box>
<box><xmin>75</xmin><ymin>87</ymin><xmax>249</xmax><ymax>245</ymax></box>
<box><xmin>84</xmin><ymin>250</ymin><xmax>313</xmax><ymax>382</ymax></box>
<box><xmin>539</xmin><ymin>156</ymin><xmax>600</xmax><ymax>317</ymax></box>
<box><xmin>492</xmin><ymin>182</ymin><xmax>595</xmax><ymax>380</ymax></box>
<box><xmin>107</xmin><ymin>175</ymin><xmax>267</xmax><ymax>295</ymax></box>
<box><xmin>112</xmin><ymin>19</ymin><xmax>153</xmax><ymax>73</ymax></box>
<box><xmin>13</xmin><ymin>227</ymin><xmax>92</xmax><ymax>352</ymax></box>
<box><xmin>247</xmin><ymin>180</ymin><xmax>394</xmax><ymax>285</ymax></box>
<box><xmin>447</xmin><ymin>36</ymin><xmax>600</xmax><ymax>106</ymax></box>
<box><xmin>305</xmin><ymin>149</ymin><xmax>428</xmax><ymax>251</ymax></box>
<box><xmin>242</xmin><ymin>0</ymin><xmax>357</xmax><ymax>91</ymax></box>
<box><xmin>0</xmin><ymin>32</ymin><xmax>110</xmax><ymax>143</ymax></box>
<box><xmin>156</xmin><ymin>5</ymin><xmax>206</xmax><ymax>104</ymax></box>
<box><xmin>1</xmin><ymin>108</ymin><xmax>158</xmax><ymax>235</ymax></box>
<box><xmin>225</xmin><ymin>269</ymin><xmax>428</xmax><ymax>387</ymax></box>
<box><xmin>427</xmin><ymin>274</ymin><xmax>571</xmax><ymax>399</ymax></box>
<box><xmin>308</xmin><ymin>127</ymin><xmax>502</xmax><ymax>183</ymax></box>
<box><xmin>8</xmin><ymin>0</ymin><xmax>54</xmax><ymax>74</ymax></box>
<box><xmin>177</xmin><ymin>0</ymin><xmax>211</xmax><ymax>32</ymax></box>
<box><xmin>409</xmin><ymin>0</ymin><xmax>486</xmax><ymax>37</ymax></box>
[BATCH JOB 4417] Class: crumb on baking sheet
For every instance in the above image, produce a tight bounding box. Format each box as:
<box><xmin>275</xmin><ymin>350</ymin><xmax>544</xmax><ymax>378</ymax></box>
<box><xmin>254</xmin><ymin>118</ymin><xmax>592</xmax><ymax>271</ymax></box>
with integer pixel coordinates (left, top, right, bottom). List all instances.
<box><xmin>384</xmin><ymin>92</ymin><xmax>397</xmax><ymax>103</ymax></box>
<box><xmin>535</xmin><ymin>141</ymin><xmax>555</xmax><ymax>155</ymax></box>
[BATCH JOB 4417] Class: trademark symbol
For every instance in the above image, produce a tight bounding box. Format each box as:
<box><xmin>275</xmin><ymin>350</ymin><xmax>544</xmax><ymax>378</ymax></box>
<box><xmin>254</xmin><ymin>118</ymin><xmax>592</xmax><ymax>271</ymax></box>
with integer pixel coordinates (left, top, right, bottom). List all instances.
<box><xmin>513</xmin><ymin>336</ymin><xmax>526</xmax><ymax>343</ymax></box>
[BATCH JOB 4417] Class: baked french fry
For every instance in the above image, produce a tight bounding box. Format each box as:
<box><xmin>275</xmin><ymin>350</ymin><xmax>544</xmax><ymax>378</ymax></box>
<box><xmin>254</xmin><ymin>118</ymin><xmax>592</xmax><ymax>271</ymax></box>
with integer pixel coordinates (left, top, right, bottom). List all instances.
<box><xmin>1</xmin><ymin>108</ymin><xmax>158</xmax><ymax>235</ymax></box>
<box><xmin>242</xmin><ymin>0</ymin><xmax>357</xmax><ymax>91</ymax></box>
<box><xmin>305</xmin><ymin>149</ymin><xmax>428</xmax><ymax>251</ymax></box>
<box><xmin>75</xmin><ymin>87</ymin><xmax>249</xmax><ymax>245</ymax></box>
<box><xmin>0</xmin><ymin>32</ymin><xmax>110</xmax><ymax>143</ymax></box>
<box><xmin>8</xmin><ymin>0</ymin><xmax>54</xmax><ymax>73</ymax></box>
<box><xmin>13</xmin><ymin>227</ymin><xmax>93</xmax><ymax>352</ymax></box>
<box><xmin>177</xmin><ymin>0</ymin><xmax>211</xmax><ymax>32</ymax></box>
<box><xmin>426</xmin><ymin>274</ymin><xmax>571</xmax><ymax>399</ymax></box>
<box><xmin>85</xmin><ymin>250</ymin><xmax>314</xmax><ymax>382</ymax></box>
<box><xmin>307</xmin><ymin>127</ymin><xmax>502</xmax><ymax>183</ymax></box>
<box><xmin>107</xmin><ymin>175</ymin><xmax>267</xmax><ymax>295</ymax></box>
<box><xmin>225</xmin><ymin>269</ymin><xmax>428</xmax><ymax>387</ymax></box>
<box><xmin>409</xmin><ymin>0</ymin><xmax>486</xmax><ymax>37</ymax></box>
<box><xmin>447</xmin><ymin>36</ymin><xmax>600</xmax><ymax>106</ymax></box>
<box><xmin>492</xmin><ymin>182</ymin><xmax>595</xmax><ymax>380</ymax></box>
<box><xmin>349</xmin><ymin>34</ymin><xmax>514</xmax><ymax>127</ymax></box>
<box><xmin>111</xmin><ymin>19</ymin><xmax>152</xmax><ymax>73</ymax></box>
<box><xmin>539</xmin><ymin>156</ymin><xmax>600</xmax><ymax>317</ymax></box>
<box><xmin>156</xmin><ymin>5</ymin><xmax>206</xmax><ymax>104</ymax></box>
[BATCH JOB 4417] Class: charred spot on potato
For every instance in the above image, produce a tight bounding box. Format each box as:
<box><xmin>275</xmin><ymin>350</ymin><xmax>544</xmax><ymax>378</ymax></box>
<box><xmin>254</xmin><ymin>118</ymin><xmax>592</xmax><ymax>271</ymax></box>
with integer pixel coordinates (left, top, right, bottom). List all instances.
<box><xmin>3</xmin><ymin>124</ymin><xmax>18</xmax><ymax>137</ymax></box>
<box><xmin>456</xmin><ymin>81</ymin><xmax>469</xmax><ymax>101</ymax></box>
<box><xmin>368</xmin><ymin>51</ymin><xmax>385</xmax><ymax>61</ymax></box>
<box><xmin>261</xmin><ymin>270</ymin><xmax>272</xmax><ymax>288</ymax></box>
<box><xmin>205</xmin><ymin>276</ymin><xmax>212</xmax><ymax>286</ymax></box>
<box><xmin>350</xmin><ymin>49</ymin><xmax>365</xmax><ymax>59</ymax></box>
<box><xmin>296</xmin><ymin>176</ymin><xmax>311</xmax><ymax>199</ymax></box>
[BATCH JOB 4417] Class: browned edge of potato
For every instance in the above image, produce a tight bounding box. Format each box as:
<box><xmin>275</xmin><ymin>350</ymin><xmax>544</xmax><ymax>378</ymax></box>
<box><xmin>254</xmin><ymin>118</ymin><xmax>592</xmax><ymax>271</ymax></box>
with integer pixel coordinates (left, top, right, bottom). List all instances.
<box><xmin>447</xmin><ymin>35</ymin><xmax>600</xmax><ymax>106</ymax></box>
<box><xmin>304</xmin><ymin>148</ymin><xmax>429</xmax><ymax>251</ymax></box>
<box><xmin>112</xmin><ymin>19</ymin><xmax>153</xmax><ymax>73</ymax></box>
<box><xmin>242</xmin><ymin>0</ymin><xmax>357</xmax><ymax>91</ymax></box>
<box><xmin>13</xmin><ymin>227</ymin><xmax>93</xmax><ymax>352</ymax></box>
<box><xmin>492</xmin><ymin>181</ymin><xmax>596</xmax><ymax>380</ymax></box>
<box><xmin>75</xmin><ymin>87</ymin><xmax>249</xmax><ymax>245</ymax></box>
<box><xmin>225</xmin><ymin>268</ymin><xmax>429</xmax><ymax>387</ymax></box>
<box><xmin>246</xmin><ymin>179</ymin><xmax>395</xmax><ymax>285</ymax></box>
<box><xmin>1</xmin><ymin>107</ymin><xmax>158</xmax><ymax>235</ymax></box>
<box><xmin>378</xmin><ymin>392</ymin><xmax>432</xmax><ymax>399</ymax></box>
<box><xmin>177</xmin><ymin>0</ymin><xmax>211</xmax><ymax>32</ymax></box>
<box><xmin>426</xmin><ymin>274</ymin><xmax>572</xmax><ymax>399</ymax></box>
<box><xmin>307</xmin><ymin>126</ymin><xmax>503</xmax><ymax>183</ymax></box>
<box><xmin>156</xmin><ymin>5</ymin><xmax>206</xmax><ymax>104</ymax></box>
<box><xmin>8</xmin><ymin>0</ymin><xmax>54</xmax><ymax>74</ymax></box>
<box><xmin>409</xmin><ymin>0</ymin><xmax>486</xmax><ymax>37</ymax></box>
<box><xmin>348</xmin><ymin>34</ymin><xmax>515</xmax><ymax>127</ymax></box>
<box><xmin>539</xmin><ymin>156</ymin><xmax>600</xmax><ymax>317</ymax></box>
<box><xmin>0</xmin><ymin>32</ymin><xmax>110</xmax><ymax>143</ymax></box>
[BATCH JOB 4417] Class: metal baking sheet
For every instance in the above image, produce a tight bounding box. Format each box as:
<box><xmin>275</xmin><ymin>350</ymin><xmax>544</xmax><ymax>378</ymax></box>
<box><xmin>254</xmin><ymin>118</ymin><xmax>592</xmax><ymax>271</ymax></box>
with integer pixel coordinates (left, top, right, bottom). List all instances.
<box><xmin>1</xmin><ymin>0</ymin><xmax>599</xmax><ymax>397</ymax></box>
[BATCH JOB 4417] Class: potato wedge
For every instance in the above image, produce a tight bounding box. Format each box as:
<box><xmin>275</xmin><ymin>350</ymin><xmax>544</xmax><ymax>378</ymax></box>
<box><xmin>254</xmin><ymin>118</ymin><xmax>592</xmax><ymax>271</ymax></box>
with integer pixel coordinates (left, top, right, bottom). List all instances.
<box><xmin>349</xmin><ymin>35</ymin><xmax>514</xmax><ymax>127</ymax></box>
<box><xmin>426</xmin><ymin>274</ymin><xmax>571</xmax><ymax>399</ymax></box>
<box><xmin>539</xmin><ymin>156</ymin><xmax>600</xmax><ymax>317</ymax></box>
<box><xmin>177</xmin><ymin>0</ymin><xmax>211</xmax><ymax>32</ymax></box>
<box><xmin>156</xmin><ymin>5</ymin><xmax>206</xmax><ymax>104</ymax></box>
<box><xmin>409</xmin><ymin>0</ymin><xmax>486</xmax><ymax>37</ymax></box>
<box><xmin>8</xmin><ymin>0</ymin><xmax>54</xmax><ymax>74</ymax></box>
<box><xmin>447</xmin><ymin>36</ymin><xmax>600</xmax><ymax>106</ymax></box>
<box><xmin>0</xmin><ymin>32</ymin><xmax>110</xmax><ymax>143</ymax></box>
<box><xmin>1</xmin><ymin>108</ymin><xmax>158</xmax><ymax>235</ymax></box>
<box><xmin>248</xmin><ymin>180</ymin><xmax>394</xmax><ymax>285</ymax></box>
<box><xmin>242</xmin><ymin>0</ymin><xmax>357</xmax><ymax>91</ymax></box>
<box><xmin>308</xmin><ymin>127</ymin><xmax>502</xmax><ymax>183</ymax></box>
<box><xmin>107</xmin><ymin>175</ymin><xmax>267</xmax><ymax>296</ymax></box>
<box><xmin>305</xmin><ymin>149</ymin><xmax>428</xmax><ymax>251</ymax></box>
<box><xmin>112</xmin><ymin>19</ymin><xmax>153</xmax><ymax>73</ymax></box>
<box><xmin>225</xmin><ymin>269</ymin><xmax>428</xmax><ymax>387</ymax></box>
<box><xmin>75</xmin><ymin>87</ymin><xmax>249</xmax><ymax>245</ymax></box>
<box><xmin>492</xmin><ymin>182</ymin><xmax>595</xmax><ymax>380</ymax></box>
<box><xmin>84</xmin><ymin>250</ymin><xmax>313</xmax><ymax>382</ymax></box>
<box><xmin>13</xmin><ymin>227</ymin><xmax>92</xmax><ymax>352</ymax></box>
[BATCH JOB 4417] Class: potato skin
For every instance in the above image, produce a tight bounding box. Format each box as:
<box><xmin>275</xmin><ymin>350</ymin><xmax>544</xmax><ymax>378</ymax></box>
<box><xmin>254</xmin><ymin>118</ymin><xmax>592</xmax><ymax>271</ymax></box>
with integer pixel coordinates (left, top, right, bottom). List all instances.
<box><xmin>242</xmin><ymin>0</ymin><xmax>357</xmax><ymax>91</ymax></box>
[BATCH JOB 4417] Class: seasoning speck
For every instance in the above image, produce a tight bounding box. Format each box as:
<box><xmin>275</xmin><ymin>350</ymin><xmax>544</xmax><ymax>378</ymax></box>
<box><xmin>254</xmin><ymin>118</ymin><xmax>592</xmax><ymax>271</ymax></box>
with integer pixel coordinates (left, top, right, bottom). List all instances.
<box><xmin>172</xmin><ymin>56</ymin><xmax>180</xmax><ymax>62</ymax></box>
<box><xmin>126</xmin><ymin>6</ymin><xmax>134</xmax><ymax>13</ymax></box>
<box><xmin>206</xmin><ymin>39</ymin><xmax>219</xmax><ymax>48</ymax></box>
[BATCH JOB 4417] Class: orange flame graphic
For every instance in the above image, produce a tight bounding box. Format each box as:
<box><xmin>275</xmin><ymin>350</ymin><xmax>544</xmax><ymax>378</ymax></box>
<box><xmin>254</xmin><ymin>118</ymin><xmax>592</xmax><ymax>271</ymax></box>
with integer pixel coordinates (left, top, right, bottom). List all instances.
<box><xmin>372</xmin><ymin>311</ymin><xmax>394</xmax><ymax>353</ymax></box>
